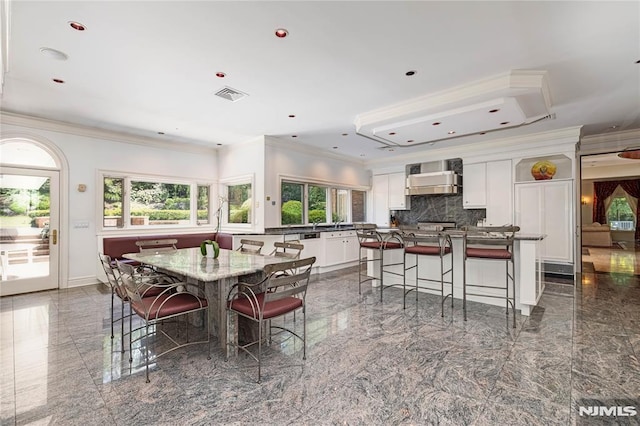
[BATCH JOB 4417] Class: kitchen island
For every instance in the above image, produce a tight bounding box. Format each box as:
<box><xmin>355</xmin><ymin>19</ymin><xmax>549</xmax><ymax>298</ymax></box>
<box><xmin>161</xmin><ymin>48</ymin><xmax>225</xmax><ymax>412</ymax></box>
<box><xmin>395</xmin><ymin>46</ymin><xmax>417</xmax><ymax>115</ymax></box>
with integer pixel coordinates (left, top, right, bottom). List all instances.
<box><xmin>366</xmin><ymin>231</ymin><xmax>545</xmax><ymax>316</ymax></box>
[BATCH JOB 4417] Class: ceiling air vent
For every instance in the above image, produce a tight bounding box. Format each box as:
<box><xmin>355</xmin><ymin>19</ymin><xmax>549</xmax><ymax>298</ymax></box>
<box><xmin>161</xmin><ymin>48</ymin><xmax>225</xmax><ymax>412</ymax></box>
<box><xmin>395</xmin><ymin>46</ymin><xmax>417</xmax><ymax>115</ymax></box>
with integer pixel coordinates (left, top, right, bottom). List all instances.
<box><xmin>214</xmin><ymin>86</ymin><xmax>249</xmax><ymax>102</ymax></box>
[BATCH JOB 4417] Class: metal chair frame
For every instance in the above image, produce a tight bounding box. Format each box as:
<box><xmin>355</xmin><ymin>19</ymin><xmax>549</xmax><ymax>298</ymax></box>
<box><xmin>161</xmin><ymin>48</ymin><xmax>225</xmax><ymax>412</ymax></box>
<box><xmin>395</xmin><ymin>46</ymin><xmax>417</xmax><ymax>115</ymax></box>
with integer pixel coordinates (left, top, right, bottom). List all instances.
<box><xmin>225</xmin><ymin>256</ymin><xmax>315</xmax><ymax>383</ymax></box>
<box><xmin>236</xmin><ymin>239</ymin><xmax>265</xmax><ymax>254</ymax></box>
<box><xmin>98</xmin><ymin>253</ymin><xmax>129</xmax><ymax>347</ymax></box>
<box><xmin>117</xmin><ymin>261</ymin><xmax>211</xmax><ymax>382</ymax></box>
<box><xmin>356</xmin><ymin>225</ymin><xmax>405</xmax><ymax>301</ymax></box>
<box><xmin>461</xmin><ymin>225</ymin><xmax>520</xmax><ymax>328</ymax></box>
<box><xmin>269</xmin><ymin>241</ymin><xmax>304</xmax><ymax>259</ymax></box>
<box><xmin>402</xmin><ymin>230</ymin><xmax>454</xmax><ymax>316</ymax></box>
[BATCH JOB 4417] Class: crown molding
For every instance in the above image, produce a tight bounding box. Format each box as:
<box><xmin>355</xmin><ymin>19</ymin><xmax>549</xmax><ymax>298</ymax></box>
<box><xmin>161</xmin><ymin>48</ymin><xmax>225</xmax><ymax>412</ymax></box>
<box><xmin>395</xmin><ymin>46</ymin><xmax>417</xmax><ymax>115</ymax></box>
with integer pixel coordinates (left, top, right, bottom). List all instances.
<box><xmin>0</xmin><ymin>110</ymin><xmax>217</xmax><ymax>155</ymax></box>
<box><xmin>365</xmin><ymin>126</ymin><xmax>581</xmax><ymax>169</ymax></box>
<box><xmin>265</xmin><ymin>135</ymin><xmax>366</xmax><ymax>167</ymax></box>
<box><xmin>579</xmin><ymin>129</ymin><xmax>640</xmax><ymax>155</ymax></box>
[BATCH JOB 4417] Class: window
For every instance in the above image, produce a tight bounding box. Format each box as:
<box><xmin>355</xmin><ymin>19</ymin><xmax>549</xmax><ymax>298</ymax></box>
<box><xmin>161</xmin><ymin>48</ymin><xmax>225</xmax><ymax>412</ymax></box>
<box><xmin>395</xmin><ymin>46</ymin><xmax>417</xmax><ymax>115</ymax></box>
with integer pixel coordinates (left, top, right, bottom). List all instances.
<box><xmin>607</xmin><ymin>197</ymin><xmax>635</xmax><ymax>230</ymax></box>
<box><xmin>281</xmin><ymin>182</ymin><xmax>304</xmax><ymax>225</ymax></box>
<box><xmin>101</xmin><ymin>173</ymin><xmax>212</xmax><ymax>229</ymax></box>
<box><xmin>130</xmin><ymin>180</ymin><xmax>190</xmax><ymax>226</ymax></box>
<box><xmin>281</xmin><ymin>179</ymin><xmax>365</xmax><ymax>225</ymax></box>
<box><xmin>227</xmin><ymin>183</ymin><xmax>252</xmax><ymax>224</ymax></box>
<box><xmin>197</xmin><ymin>185</ymin><xmax>210</xmax><ymax>225</ymax></box>
<box><xmin>103</xmin><ymin>177</ymin><xmax>123</xmax><ymax>228</ymax></box>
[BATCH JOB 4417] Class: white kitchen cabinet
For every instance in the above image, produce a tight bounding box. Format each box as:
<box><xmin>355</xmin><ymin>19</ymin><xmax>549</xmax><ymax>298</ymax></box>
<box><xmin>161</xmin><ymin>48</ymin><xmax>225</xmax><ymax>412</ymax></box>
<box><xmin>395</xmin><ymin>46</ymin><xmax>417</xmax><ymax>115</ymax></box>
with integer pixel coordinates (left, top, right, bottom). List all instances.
<box><xmin>299</xmin><ymin>236</ymin><xmax>324</xmax><ymax>265</ymax></box>
<box><xmin>515</xmin><ymin>180</ymin><xmax>574</xmax><ymax>265</ymax></box>
<box><xmin>322</xmin><ymin>230</ymin><xmax>359</xmax><ymax>266</ymax></box>
<box><xmin>485</xmin><ymin>160</ymin><xmax>513</xmax><ymax>226</ymax></box>
<box><xmin>372</xmin><ymin>172</ymin><xmax>409</xmax><ymax>227</ymax></box>
<box><xmin>462</xmin><ymin>162</ymin><xmax>486</xmax><ymax>208</ymax></box>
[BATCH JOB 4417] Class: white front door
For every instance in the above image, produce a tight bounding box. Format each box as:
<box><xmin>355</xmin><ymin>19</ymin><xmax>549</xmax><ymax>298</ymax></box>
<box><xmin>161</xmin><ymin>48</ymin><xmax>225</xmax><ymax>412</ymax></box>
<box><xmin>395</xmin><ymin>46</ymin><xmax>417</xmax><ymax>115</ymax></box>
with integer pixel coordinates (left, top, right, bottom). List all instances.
<box><xmin>0</xmin><ymin>167</ymin><xmax>59</xmax><ymax>295</ymax></box>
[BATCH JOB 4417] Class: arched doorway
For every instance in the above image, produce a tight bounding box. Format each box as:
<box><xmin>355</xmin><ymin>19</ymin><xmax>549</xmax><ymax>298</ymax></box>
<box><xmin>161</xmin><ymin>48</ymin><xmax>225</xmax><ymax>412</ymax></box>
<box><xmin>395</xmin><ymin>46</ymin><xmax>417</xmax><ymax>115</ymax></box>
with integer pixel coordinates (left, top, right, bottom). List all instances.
<box><xmin>0</xmin><ymin>139</ymin><xmax>62</xmax><ymax>295</ymax></box>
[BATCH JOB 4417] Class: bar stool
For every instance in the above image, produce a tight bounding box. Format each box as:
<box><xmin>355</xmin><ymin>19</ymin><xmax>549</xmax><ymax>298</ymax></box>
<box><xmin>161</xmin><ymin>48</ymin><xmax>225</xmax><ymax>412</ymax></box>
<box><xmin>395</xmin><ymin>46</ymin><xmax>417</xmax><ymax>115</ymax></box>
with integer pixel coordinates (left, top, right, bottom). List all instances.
<box><xmin>356</xmin><ymin>225</ymin><xmax>404</xmax><ymax>301</ymax></box>
<box><xmin>461</xmin><ymin>225</ymin><xmax>520</xmax><ymax>328</ymax></box>
<box><xmin>402</xmin><ymin>229</ymin><xmax>453</xmax><ymax>316</ymax></box>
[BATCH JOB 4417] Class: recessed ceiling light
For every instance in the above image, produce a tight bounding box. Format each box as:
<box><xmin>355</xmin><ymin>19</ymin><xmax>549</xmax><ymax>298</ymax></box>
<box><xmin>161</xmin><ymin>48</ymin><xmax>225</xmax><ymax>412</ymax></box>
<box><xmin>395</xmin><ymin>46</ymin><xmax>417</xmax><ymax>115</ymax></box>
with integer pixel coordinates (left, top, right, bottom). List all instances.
<box><xmin>217</xmin><ymin>143</ymin><xmax>223</xmax><ymax>146</ymax></box>
<box><xmin>389</xmin><ymin>132</ymin><xmax>396</xmax><ymax>135</ymax></box>
<box><xmin>405</xmin><ymin>70</ymin><xmax>417</xmax><ymax>76</ymax></box>
<box><xmin>157</xmin><ymin>131</ymin><xmax>165</xmax><ymax>135</ymax></box>
<box><xmin>636</xmin><ymin>59</ymin><xmax>640</xmax><ymax>64</ymax></box>
<box><xmin>291</xmin><ymin>135</ymin><xmax>297</xmax><ymax>138</ymax></box>
<box><xmin>342</xmin><ymin>133</ymin><xmax>348</xmax><ymax>136</ymax></box>
<box><xmin>215</xmin><ymin>72</ymin><xmax>226</xmax><ymax>78</ymax></box>
<box><xmin>288</xmin><ymin>114</ymin><xmax>295</xmax><ymax>118</ymax></box>
<box><xmin>500</xmin><ymin>122</ymin><xmax>509</xmax><ymax>125</ymax></box>
<box><xmin>479</xmin><ymin>132</ymin><xmax>486</xmax><ymax>135</ymax></box>
<box><xmin>275</xmin><ymin>28</ymin><xmax>289</xmax><ymax>38</ymax></box>
<box><xmin>52</xmin><ymin>78</ymin><xmax>65</xmax><ymax>84</ymax></box>
<box><xmin>448</xmin><ymin>130</ymin><xmax>455</xmax><ymax>135</ymax></box>
<box><xmin>609</xmin><ymin>125</ymin><xmax>619</xmax><ymax>129</ymax></box>
<box><xmin>69</xmin><ymin>21</ymin><xmax>86</xmax><ymax>31</ymax></box>
<box><xmin>40</xmin><ymin>47</ymin><xmax>68</xmax><ymax>61</ymax></box>
<box><xmin>432</xmin><ymin>122</ymin><xmax>441</xmax><ymax>126</ymax></box>
<box><xmin>407</xmin><ymin>140</ymin><xmax>414</xmax><ymax>143</ymax></box>
<box><xmin>332</xmin><ymin>146</ymin><xmax>338</xmax><ymax>149</ymax></box>
<box><xmin>387</xmin><ymin>148</ymin><xmax>395</xmax><ymax>152</ymax></box>
<box><xmin>489</xmin><ymin>109</ymin><xmax>500</xmax><ymax>113</ymax></box>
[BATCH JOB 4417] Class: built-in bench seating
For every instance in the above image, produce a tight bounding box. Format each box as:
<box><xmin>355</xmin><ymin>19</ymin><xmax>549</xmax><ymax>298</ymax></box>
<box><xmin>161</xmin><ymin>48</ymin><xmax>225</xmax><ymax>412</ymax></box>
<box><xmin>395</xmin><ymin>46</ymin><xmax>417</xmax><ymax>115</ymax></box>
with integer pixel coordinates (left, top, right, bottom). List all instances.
<box><xmin>102</xmin><ymin>232</ymin><xmax>233</xmax><ymax>261</ymax></box>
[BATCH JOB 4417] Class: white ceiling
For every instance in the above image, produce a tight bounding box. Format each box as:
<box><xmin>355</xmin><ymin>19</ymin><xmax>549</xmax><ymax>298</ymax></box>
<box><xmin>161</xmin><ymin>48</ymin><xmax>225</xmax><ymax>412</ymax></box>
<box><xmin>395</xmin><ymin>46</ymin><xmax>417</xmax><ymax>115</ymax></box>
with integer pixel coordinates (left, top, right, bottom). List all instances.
<box><xmin>2</xmin><ymin>1</ymin><xmax>639</xmax><ymax>161</ymax></box>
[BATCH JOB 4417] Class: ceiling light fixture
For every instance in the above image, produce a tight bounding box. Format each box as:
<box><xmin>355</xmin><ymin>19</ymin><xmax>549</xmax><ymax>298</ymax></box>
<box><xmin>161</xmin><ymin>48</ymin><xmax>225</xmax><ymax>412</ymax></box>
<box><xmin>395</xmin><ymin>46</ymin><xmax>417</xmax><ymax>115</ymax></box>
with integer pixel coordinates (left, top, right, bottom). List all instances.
<box><xmin>405</xmin><ymin>70</ymin><xmax>416</xmax><ymax>76</ymax></box>
<box><xmin>389</xmin><ymin>132</ymin><xmax>396</xmax><ymax>135</ymax></box>
<box><xmin>217</xmin><ymin>143</ymin><xmax>223</xmax><ymax>146</ymax></box>
<box><xmin>52</xmin><ymin>78</ymin><xmax>65</xmax><ymax>84</ymax></box>
<box><xmin>275</xmin><ymin>28</ymin><xmax>289</xmax><ymax>38</ymax></box>
<box><xmin>332</xmin><ymin>146</ymin><xmax>338</xmax><ymax>149</ymax></box>
<box><xmin>432</xmin><ymin>122</ymin><xmax>441</xmax><ymax>126</ymax></box>
<box><xmin>288</xmin><ymin>114</ymin><xmax>295</xmax><ymax>118</ymax></box>
<box><xmin>407</xmin><ymin>140</ymin><xmax>414</xmax><ymax>143</ymax></box>
<box><xmin>448</xmin><ymin>130</ymin><xmax>455</xmax><ymax>134</ymax></box>
<box><xmin>157</xmin><ymin>131</ymin><xmax>165</xmax><ymax>135</ymax></box>
<box><xmin>342</xmin><ymin>133</ymin><xmax>348</xmax><ymax>136</ymax></box>
<box><xmin>500</xmin><ymin>121</ymin><xmax>509</xmax><ymax>125</ymax></box>
<box><xmin>489</xmin><ymin>109</ymin><xmax>499</xmax><ymax>113</ymax></box>
<box><xmin>291</xmin><ymin>135</ymin><xmax>297</xmax><ymax>138</ymax></box>
<box><xmin>69</xmin><ymin>21</ymin><xmax>86</xmax><ymax>31</ymax></box>
<box><xmin>40</xmin><ymin>47</ymin><xmax>68</xmax><ymax>61</ymax></box>
<box><xmin>215</xmin><ymin>72</ymin><xmax>226</xmax><ymax>78</ymax></box>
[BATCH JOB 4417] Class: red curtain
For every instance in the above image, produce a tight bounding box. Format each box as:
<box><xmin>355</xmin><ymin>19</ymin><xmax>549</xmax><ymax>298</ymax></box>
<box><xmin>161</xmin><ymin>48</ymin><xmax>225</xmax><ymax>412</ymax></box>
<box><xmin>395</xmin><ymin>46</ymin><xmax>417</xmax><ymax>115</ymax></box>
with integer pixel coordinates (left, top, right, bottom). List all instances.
<box><xmin>593</xmin><ymin>181</ymin><xmax>621</xmax><ymax>224</ymax></box>
<box><xmin>619</xmin><ymin>179</ymin><xmax>640</xmax><ymax>242</ymax></box>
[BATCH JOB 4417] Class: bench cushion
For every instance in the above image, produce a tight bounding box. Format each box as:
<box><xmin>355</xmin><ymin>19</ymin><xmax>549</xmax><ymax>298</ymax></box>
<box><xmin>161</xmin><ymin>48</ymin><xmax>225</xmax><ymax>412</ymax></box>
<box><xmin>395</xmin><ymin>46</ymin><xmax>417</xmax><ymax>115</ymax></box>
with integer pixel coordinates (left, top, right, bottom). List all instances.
<box><xmin>103</xmin><ymin>232</ymin><xmax>233</xmax><ymax>260</ymax></box>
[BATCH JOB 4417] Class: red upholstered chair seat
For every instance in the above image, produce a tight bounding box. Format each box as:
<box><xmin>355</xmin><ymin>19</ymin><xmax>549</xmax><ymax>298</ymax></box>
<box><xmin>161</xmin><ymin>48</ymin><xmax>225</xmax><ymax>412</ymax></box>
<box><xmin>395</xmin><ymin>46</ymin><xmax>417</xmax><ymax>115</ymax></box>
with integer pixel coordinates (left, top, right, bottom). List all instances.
<box><xmin>466</xmin><ymin>247</ymin><xmax>512</xmax><ymax>259</ymax></box>
<box><xmin>405</xmin><ymin>245</ymin><xmax>451</xmax><ymax>256</ymax></box>
<box><xmin>229</xmin><ymin>293</ymin><xmax>303</xmax><ymax>320</ymax></box>
<box><xmin>360</xmin><ymin>241</ymin><xmax>403</xmax><ymax>250</ymax></box>
<box><xmin>131</xmin><ymin>293</ymin><xmax>208</xmax><ymax>319</ymax></box>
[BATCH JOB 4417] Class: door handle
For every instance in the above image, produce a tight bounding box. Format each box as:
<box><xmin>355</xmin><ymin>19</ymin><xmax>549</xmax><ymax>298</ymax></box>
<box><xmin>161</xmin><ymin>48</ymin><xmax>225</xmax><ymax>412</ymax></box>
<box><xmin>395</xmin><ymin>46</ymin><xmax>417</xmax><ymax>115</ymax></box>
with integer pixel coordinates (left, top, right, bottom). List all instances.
<box><xmin>52</xmin><ymin>229</ymin><xmax>58</xmax><ymax>245</ymax></box>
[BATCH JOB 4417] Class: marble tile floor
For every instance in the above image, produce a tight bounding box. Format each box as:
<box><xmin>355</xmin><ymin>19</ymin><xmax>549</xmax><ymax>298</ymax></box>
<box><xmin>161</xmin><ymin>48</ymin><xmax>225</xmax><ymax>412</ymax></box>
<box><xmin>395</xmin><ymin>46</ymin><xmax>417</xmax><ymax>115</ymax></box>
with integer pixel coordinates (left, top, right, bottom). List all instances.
<box><xmin>1</xmin><ymin>267</ymin><xmax>639</xmax><ymax>425</ymax></box>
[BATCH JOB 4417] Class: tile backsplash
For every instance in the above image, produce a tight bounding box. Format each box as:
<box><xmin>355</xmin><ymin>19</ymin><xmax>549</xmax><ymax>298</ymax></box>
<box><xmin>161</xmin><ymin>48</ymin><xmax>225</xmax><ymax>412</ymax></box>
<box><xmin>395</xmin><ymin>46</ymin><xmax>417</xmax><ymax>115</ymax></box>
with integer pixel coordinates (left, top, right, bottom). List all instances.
<box><xmin>392</xmin><ymin>158</ymin><xmax>486</xmax><ymax>228</ymax></box>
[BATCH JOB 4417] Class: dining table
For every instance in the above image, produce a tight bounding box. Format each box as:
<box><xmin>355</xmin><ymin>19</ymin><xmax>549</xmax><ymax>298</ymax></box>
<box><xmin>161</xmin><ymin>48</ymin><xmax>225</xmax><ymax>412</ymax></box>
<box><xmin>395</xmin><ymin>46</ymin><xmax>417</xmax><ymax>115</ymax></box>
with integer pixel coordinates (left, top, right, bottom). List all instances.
<box><xmin>122</xmin><ymin>247</ymin><xmax>293</xmax><ymax>357</ymax></box>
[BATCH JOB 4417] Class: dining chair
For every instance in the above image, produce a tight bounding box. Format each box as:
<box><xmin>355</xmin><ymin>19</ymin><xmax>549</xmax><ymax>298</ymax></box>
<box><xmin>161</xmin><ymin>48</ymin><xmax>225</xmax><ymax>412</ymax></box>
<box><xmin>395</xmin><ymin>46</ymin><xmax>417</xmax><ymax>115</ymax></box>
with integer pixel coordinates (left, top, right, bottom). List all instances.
<box><xmin>225</xmin><ymin>256</ymin><xmax>316</xmax><ymax>383</ymax></box>
<box><xmin>135</xmin><ymin>238</ymin><xmax>178</xmax><ymax>254</ymax></box>
<box><xmin>236</xmin><ymin>239</ymin><xmax>265</xmax><ymax>254</ymax></box>
<box><xmin>269</xmin><ymin>241</ymin><xmax>304</xmax><ymax>259</ymax></box>
<box><xmin>116</xmin><ymin>260</ymin><xmax>211</xmax><ymax>382</ymax></box>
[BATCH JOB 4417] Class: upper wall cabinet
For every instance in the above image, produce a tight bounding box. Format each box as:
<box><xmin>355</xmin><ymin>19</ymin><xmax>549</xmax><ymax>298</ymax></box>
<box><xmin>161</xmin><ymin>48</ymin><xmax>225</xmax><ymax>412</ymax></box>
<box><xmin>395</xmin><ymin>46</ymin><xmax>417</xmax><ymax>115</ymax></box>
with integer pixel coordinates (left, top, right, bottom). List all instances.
<box><xmin>372</xmin><ymin>172</ymin><xmax>410</xmax><ymax>227</ymax></box>
<box><xmin>462</xmin><ymin>163</ymin><xmax>487</xmax><ymax>208</ymax></box>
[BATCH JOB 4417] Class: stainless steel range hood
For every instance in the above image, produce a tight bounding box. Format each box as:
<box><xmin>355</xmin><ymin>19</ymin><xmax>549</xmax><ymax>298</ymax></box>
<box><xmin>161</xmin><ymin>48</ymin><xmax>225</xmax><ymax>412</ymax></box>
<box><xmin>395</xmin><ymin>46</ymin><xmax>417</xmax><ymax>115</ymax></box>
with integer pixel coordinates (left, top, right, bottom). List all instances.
<box><xmin>405</xmin><ymin>160</ymin><xmax>461</xmax><ymax>195</ymax></box>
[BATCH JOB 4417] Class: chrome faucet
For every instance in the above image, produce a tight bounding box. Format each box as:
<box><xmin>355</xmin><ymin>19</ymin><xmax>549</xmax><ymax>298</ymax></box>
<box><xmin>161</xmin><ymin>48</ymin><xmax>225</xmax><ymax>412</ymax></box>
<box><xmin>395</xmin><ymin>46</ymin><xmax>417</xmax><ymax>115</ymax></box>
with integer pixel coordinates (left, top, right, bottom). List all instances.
<box><xmin>334</xmin><ymin>219</ymin><xmax>344</xmax><ymax>229</ymax></box>
<box><xmin>312</xmin><ymin>219</ymin><xmax>322</xmax><ymax>230</ymax></box>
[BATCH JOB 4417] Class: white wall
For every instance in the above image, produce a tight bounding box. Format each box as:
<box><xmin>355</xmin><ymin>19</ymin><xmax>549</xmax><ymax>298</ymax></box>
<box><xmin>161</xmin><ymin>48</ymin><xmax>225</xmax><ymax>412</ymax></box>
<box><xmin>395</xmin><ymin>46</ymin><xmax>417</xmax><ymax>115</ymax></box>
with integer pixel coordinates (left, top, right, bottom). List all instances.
<box><xmin>264</xmin><ymin>136</ymin><xmax>370</xmax><ymax>228</ymax></box>
<box><xmin>217</xmin><ymin>136</ymin><xmax>265</xmax><ymax>232</ymax></box>
<box><xmin>1</xmin><ymin>118</ymin><xmax>218</xmax><ymax>287</ymax></box>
